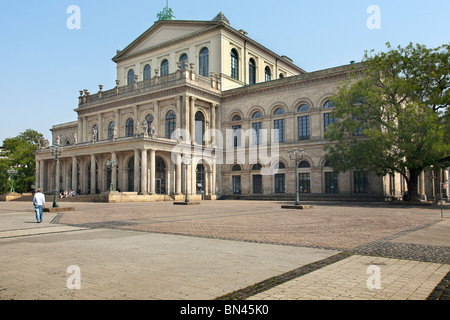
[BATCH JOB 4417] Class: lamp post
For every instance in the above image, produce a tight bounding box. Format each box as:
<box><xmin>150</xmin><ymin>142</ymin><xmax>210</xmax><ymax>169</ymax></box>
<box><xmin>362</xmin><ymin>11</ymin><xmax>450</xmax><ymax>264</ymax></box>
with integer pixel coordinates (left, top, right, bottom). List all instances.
<box><xmin>7</xmin><ymin>168</ymin><xmax>18</xmax><ymax>193</ymax></box>
<box><xmin>106</xmin><ymin>158</ymin><xmax>118</xmax><ymax>191</ymax></box>
<box><xmin>51</xmin><ymin>146</ymin><xmax>62</xmax><ymax>208</ymax></box>
<box><xmin>288</xmin><ymin>148</ymin><xmax>304</xmax><ymax>206</ymax></box>
<box><xmin>181</xmin><ymin>154</ymin><xmax>191</xmax><ymax>203</ymax></box>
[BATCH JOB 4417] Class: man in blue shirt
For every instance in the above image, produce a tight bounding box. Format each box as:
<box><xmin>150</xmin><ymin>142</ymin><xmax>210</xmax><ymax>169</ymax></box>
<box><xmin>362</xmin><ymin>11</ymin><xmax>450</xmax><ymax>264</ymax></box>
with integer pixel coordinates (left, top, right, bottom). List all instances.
<box><xmin>33</xmin><ymin>188</ymin><xmax>46</xmax><ymax>223</ymax></box>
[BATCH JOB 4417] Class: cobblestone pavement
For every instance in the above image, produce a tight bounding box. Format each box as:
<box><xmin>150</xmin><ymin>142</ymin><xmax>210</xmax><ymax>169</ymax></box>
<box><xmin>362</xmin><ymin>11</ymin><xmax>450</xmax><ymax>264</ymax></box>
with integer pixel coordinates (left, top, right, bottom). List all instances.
<box><xmin>0</xmin><ymin>200</ymin><xmax>448</xmax><ymax>301</ymax></box>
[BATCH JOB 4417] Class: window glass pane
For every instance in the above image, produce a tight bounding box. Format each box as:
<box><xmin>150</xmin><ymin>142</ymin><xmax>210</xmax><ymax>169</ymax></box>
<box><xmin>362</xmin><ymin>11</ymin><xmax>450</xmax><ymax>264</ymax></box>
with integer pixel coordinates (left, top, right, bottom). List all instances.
<box><xmin>274</xmin><ymin>107</ymin><xmax>285</xmax><ymax>115</ymax></box>
<box><xmin>298</xmin><ymin>115</ymin><xmax>310</xmax><ymax>140</ymax></box>
<box><xmin>232</xmin><ymin>175</ymin><xmax>241</xmax><ymax>194</ymax></box>
<box><xmin>265</xmin><ymin>66</ymin><xmax>271</xmax><ymax>82</ymax></box>
<box><xmin>127</xmin><ymin>69</ymin><xmax>135</xmax><ymax>85</ymax></box>
<box><xmin>126</xmin><ymin>118</ymin><xmax>134</xmax><ymax>137</ymax></box>
<box><xmin>298</xmin><ymin>173</ymin><xmax>311</xmax><ymax>193</ymax></box>
<box><xmin>199</xmin><ymin>48</ymin><xmax>209</xmax><ymax>77</ymax></box>
<box><xmin>324</xmin><ymin>113</ymin><xmax>336</xmax><ymax>132</ymax></box>
<box><xmin>232</xmin><ymin>125</ymin><xmax>241</xmax><ymax>147</ymax></box>
<box><xmin>323</xmin><ymin>100</ymin><xmax>335</xmax><ymax>109</ymax></box>
<box><xmin>165</xmin><ymin>111</ymin><xmax>176</xmax><ymax>139</ymax></box>
<box><xmin>179</xmin><ymin>53</ymin><xmax>188</xmax><ymax>69</ymax></box>
<box><xmin>297</xmin><ymin>104</ymin><xmax>310</xmax><ymax>112</ymax></box>
<box><xmin>252</xmin><ymin>122</ymin><xmax>262</xmax><ymax>145</ymax></box>
<box><xmin>143</xmin><ymin>65</ymin><xmax>151</xmax><ymax>80</ymax></box>
<box><xmin>275</xmin><ymin>173</ymin><xmax>285</xmax><ymax>193</ymax></box>
<box><xmin>161</xmin><ymin>60</ymin><xmax>169</xmax><ymax>76</ymax></box>
<box><xmin>325</xmin><ymin>172</ymin><xmax>338</xmax><ymax>193</ymax></box>
<box><xmin>354</xmin><ymin>171</ymin><xmax>369</xmax><ymax>193</ymax></box>
<box><xmin>249</xmin><ymin>59</ymin><xmax>256</xmax><ymax>85</ymax></box>
<box><xmin>274</xmin><ymin>119</ymin><xmax>285</xmax><ymax>143</ymax></box>
<box><xmin>253</xmin><ymin>175</ymin><xmax>262</xmax><ymax>193</ymax></box>
<box><xmin>231</xmin><ymin>49</ymin><xmax>239</xmax><ymax>80</ymax></box>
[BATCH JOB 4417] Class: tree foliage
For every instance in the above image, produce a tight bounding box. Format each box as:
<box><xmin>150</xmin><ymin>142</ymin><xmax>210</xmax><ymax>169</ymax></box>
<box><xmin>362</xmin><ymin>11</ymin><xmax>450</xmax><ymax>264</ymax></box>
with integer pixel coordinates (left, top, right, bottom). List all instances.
<box><xmin>0</xmin><ymin>129</ymin><xmax>44</xmax><ymax>193</ymax></box>
<box><xmin>324</xmin><ymin>42</ymin><xmax>450</xmax><ymax>201</ymax></box>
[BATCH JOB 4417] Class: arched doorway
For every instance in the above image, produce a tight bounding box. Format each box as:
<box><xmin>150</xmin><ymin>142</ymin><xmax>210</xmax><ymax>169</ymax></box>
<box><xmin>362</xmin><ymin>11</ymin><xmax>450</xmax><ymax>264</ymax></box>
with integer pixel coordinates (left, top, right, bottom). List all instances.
<box><xmin>155</xmin><ymin>156</ymin><xmax>166</xmax><ymax>195</ymax></box>
<box><xmin>196</xmin><ymin>163</ymin><xmax>205</xmax><ymax>197</ymax></box>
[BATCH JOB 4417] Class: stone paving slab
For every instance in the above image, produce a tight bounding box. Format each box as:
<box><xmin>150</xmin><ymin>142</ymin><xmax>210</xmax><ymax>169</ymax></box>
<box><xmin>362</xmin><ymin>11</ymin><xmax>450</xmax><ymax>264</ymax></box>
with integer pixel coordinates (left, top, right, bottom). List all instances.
<box><xmin>0</xmin><ymin>201</ymin><xmax>449</xmax><ymax>301</ymax></box>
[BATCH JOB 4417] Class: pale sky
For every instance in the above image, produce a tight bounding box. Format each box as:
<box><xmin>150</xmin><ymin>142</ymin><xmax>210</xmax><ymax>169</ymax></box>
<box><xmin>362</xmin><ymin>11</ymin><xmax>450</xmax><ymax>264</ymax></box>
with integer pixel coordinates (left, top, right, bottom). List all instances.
<box><xmin>0</xmin><ymin>0</ymin><xmax>449</xmax><ymax>144</ymax></box>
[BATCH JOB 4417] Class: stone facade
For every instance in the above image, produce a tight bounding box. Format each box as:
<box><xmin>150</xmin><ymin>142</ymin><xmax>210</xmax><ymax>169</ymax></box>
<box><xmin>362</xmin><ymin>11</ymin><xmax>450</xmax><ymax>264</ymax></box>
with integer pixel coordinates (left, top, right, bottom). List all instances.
<box><xmin>34</xmin><ymin>12</ymin><xmax>447</xmax><ymax>202</ymax></box>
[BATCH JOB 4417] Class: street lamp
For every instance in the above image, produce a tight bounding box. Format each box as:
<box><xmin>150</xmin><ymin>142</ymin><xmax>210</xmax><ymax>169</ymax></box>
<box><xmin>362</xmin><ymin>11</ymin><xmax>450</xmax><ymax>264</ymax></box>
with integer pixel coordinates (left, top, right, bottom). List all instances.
<box><xmin>106</xmin><ymin>158</ymin><xmax>118</xmax><ymax>191</ymax></box>
<box><xmin>7</xmin><ymin>168</ymin><xmax>18</xmax><ymax>193</ymax></box>
<box><xmin>51</xmin><ymin>146</ymin><xmax>62</xmax><ymax>208</ymax></box>
<box><xmin>181</xmin><ymin>154</ymin><xmax>191</xmax><ymax>203</ymax></box>
<box><xmin>288</xmin><ymin>148</ymin><xmax>305</xmax><ymax>206</ymax></box>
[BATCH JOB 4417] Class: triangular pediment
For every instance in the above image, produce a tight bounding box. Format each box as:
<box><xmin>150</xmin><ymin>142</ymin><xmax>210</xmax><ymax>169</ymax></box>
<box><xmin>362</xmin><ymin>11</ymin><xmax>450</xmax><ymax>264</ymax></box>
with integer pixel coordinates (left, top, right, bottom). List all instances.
<box><xmin>113</xmin><ymin>20</ymin><xmax>219</xmax><ymax>62</ymax></box>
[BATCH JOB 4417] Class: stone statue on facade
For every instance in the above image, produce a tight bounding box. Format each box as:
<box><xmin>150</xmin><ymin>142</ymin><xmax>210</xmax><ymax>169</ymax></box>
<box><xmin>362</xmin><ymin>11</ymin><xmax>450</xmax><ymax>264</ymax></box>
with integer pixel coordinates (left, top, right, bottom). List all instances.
<box><xmin>92</xmin><ymin>127</ymin><xmax>98</xmax><ymax>142</ymax></box>
<box><xmin>113</xmin><ymin>124</ymin><xmax>117</xmax><ymax>141</ymax></box>
<box><xmin>135</xmin><ymin>121</ymin><xmax>142</xmax><ymax>136</ymax></box>
<box><xmin>149</xmin><ymin>122</ymin><xmax>156</xmax><ymax>139</ymax></box>
<box><xmin>56</xmin><ymin>135</ymin><xmax>61</xmax><ymax>146</ymax></box>
<box><xmin>142</xmin><ymin>120</ymin><xmax>148</xmax><ymax>137</ymax></box>
<box><xmin>73</xmin><ymin>132</ymin><xmax>78</xmax><ymax>144</ymax></box>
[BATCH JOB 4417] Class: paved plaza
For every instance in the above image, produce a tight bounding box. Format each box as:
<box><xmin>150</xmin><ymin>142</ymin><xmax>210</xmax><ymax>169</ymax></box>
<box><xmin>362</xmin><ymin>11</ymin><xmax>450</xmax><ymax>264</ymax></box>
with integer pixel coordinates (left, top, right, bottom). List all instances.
<box><xmin>0</xmin><ymin>200</ymin><xmax>449</xmax><ymax>301</ymax></box>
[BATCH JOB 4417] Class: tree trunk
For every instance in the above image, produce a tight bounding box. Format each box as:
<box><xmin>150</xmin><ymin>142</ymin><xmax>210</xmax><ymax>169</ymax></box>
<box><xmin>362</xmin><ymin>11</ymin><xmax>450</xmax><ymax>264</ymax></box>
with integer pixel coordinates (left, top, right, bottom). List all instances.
<box><xmin>406</xmin><ymin>169</ymin><xmax>420</xmax><ymax>202</ymax></box>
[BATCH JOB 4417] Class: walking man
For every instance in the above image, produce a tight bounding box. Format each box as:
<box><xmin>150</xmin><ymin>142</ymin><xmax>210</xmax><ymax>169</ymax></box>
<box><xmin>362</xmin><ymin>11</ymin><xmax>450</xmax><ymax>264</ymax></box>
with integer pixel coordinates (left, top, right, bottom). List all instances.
<box><xmin>33</xmin><ymin>188</ymin><xmax>46</xmax><ymax>223</ymax></box>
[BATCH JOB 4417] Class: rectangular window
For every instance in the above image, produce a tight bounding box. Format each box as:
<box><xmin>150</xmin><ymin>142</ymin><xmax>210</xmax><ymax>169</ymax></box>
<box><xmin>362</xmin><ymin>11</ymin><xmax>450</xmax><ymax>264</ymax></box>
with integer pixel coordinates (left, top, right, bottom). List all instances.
<box><xmin>298</xmin><ymin>115</ymin><xmax>310</xmax><ymax>140</ymax></box>
<box><xmin>354</xmin><ymin>171</ymin><xmax>369</xmax><ymax>193</ymax></box>
<box><xmin>252</xmin><ymin>122</ymin><xmax>262</xmax><ymax>145</ymax></box>
<box><xmin>274</xmin><ymin>174</ymin><xmax>285</xmax><ymax>193</ymax></box>
<box><xmin>232</xmin><ymin>176</ymin><xmax>241</xmax><ymax>194</ymax></box>
<box><xmin>298</xmin><ymin>173</ymin><xmax>311</xmax><ymax>193</ymax></box>
<box><xmin>253</xmin><ymin>175</ymin><xmax>263</xmax><ymax>194</ymax></box>
<box><xmin>274</xmin><ymin>119</ymin><xmax>285</xmax><ymax>143</ymax></box>
<box><xmin>232</xmin><ymin>125</ymin><xmax>241</xmax><ymax>147</ymax></box>
<box><xmin>324</xmin><ymin>113</ymin><xmax>336</xmax><ymax>133</ymax></box>
<box><xmin>325</xmin><ymin>172</ymin><xmax>338</xmax><ymax>193</ymax></box>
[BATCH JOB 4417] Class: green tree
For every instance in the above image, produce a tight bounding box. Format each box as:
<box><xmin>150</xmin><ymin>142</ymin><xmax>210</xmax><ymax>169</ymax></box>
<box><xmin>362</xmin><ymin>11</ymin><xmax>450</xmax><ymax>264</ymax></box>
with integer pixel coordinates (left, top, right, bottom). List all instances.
<box><xmin>324</xmin><ymin>43</ymin><xmax>450</xmax><ymax>201</ymax></box>
<box><xmin>0</xmin><ymin>129</ymin><xmax>44</xmax><ymax>193</ymax></box>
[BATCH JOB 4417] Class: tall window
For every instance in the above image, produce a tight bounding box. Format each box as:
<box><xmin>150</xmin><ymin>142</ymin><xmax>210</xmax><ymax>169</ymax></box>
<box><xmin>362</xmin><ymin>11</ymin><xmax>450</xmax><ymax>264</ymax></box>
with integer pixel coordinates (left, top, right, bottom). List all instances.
<box><xmin>195</xmin><ymin>111</ymin><xmax>205</xmax><ymax>145</ymax></box>
<box><xmin>108</xmin><ymin>121</ymin><xmax>115</xmax><ymax>140</ymax></box>
<box><xmin>249</xmin><ymin>58</ymin><xmax>256</xmax><ymax>85</ymax></box>
<box><xmin>232</xmin><ymin>176</ymin><xmax>241</xmax><ymax>194</ymax></box>
<box><xmin>231</xmin><ymin>49</ymin><xmax>239</xmax><ymax>80</ymax></box>
<box><xmin>232</xmin><ymin>124</ymin><xmax>241</xmax><ymax>147</ymax></box>
<box><xmin>143</xmin><ymin>64</ymin><xmax>151</xmax><ymax>81</ymax></box>
<box><xmin>125</xmin><ymin>118</ymin><xmax>134</xmax><ymax>137</ymax></box>
<box><xmin>274</xmin><ymin>119</ymin><xmax>285</xmax><ymax>143</ymax></box>
<box><xmin>165</xmin><ymin>111</ymin><xmax>176</xmax><ymax>139</ymax></box>
<box><xmin>155</xmin><ymin>157</ymin><xmax>166</xmax><ymax>195</ymax></box>
<box><xmin>127</xmin><ymin>69</ymin><xmax>135</xmax><ymax>85</ymax></box>
<box><xmin>325</xmin><ymin>172</ymin><xmax>339</xmax><ymax>193</ymax></box>
<box><xmin>179</xmin><ymin>53</ymin><xmax>188</xmax><ymax>69</ymax></box>
<box><xmin>199</xmin><ymin>47</ymin><xmax>209</xmax><ymax>77</ymax></box>
<box><xmin>252</xmin><ymin>164</ymin><xmax>263</xmax><ymax>194</ymax></box>
<box><xmin>92</xmin><ymin>124</ymin><xmax>99</xmax><ymax>141</ymax></box>
<box><xmin>324</xmin><ymin>113</ymin><xmax>336</xmax><ymax>133</ymax></box>
<box><xmin>274</xmin><ymin>174</ymin><xmax>285</xmax><ymax>193</ymax></box>
<box><xmin>354</xmin><ymin>171</ymin><xmax>369</xmax><ymax>193</ymax></box>
<box><xmin>298</xmin><ymin>115</ymin><xmax>310</xmax><ymax>140</ymax></box>
<box><xmin>161</xmin><ymin>59</ymin><xmax>169</xmax><ymax>76</ymax></box>
<box><xmin>196</xmin><ymin>164</ymin><xmax>205</xmax><ymax>195</ymax></box>
<box><xmin>265</xmin><ymin>66</ymin><xmax>271</xmax><ymax>82</ymax></box>
<box><xmin>252</xmin><ymin>122</ymin><xmax>262</xmax><ymax>145</ymax></box>
<box><xmin>298</xmin><ymin>161</ymin><xmax>311</xmax><ymax>193</ymax></box>
<box><xmin>127</xmin><ymin>157</ymin><xmax>135</xmax><ymax>192</ymax></box>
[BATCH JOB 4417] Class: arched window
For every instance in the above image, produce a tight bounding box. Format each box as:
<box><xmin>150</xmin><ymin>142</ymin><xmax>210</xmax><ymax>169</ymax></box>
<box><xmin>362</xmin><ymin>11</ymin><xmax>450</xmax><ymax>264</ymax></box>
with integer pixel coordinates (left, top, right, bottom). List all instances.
<box><xmin>108</xmin><ymin>121</ymin><xmax>115</xmax><ymax>140</ymax></box>
<box><xmin>279</xmin><ymin>73</ymin><xmax>284</xmax><ymax>79</ymax></box>
<box><xmin>143</xmin><ymin>64</ymin><xmax>151</xmax><ymax>81</ymax></box>
<box><xmin>232</xmin><ymin>114</ymin><xmax>242</xmax><ymax>122</ymax></box>
<box><xmin>231</xmin><ymin>49</ymin><xmax>239</xmax><ymax>80</ymax></box>
<box><xmin>125</xmin><ymin>118</ymin><xmax>134</xmax><ymax>137</ymax></box>
<box><xmin>195</xmin><ymin>111</ymin><xmax>205</xmax><ymax>145</ymax></box>
<box><xmin>199</xmin><ymin>47</ymin><xmax>209</xmax><ymax>77</ymax></box>
<box><xmin>252</xmin><ymin>111</ymin><xmax>262</xmax><ymax>119</ymax></box>
<box><xmin>179</xmin><ymin>53</ymin><xmax>188</xmax><ymax>69</ymax></box>
<box><xmin>252</xmin><ymin>163</ymin><xmax>262</xmax><ymax>171</ymax></box>
<box><xmin>323</xmin><ymin>100</ymin><xmax>335</xmax><ymax>109</ymax></box>
<box><xmin>232</xmin><ymin>165</ymin><xmax>241</xmax><ymax>171</ymax></box>
<box><xmin>265</xmin><ymin>66</ymin><xmax>271</xmax><ymax>82</ymax></box>
<box><xmin>145</xmin><ymin>114</ymin><xmax>154</xmax><ymax>136</ymax></box>
<box><xmin>297</xmin><ymin>104</ymin><xmax>310</xmax><ymax>112</ymax></box>
<box><xmin>274</xmin><ymin>107</ymin><xmax>285</xmax><ymax>115</ymax></box>
<box><xmin>165</xmin><ymin>110</ymin><xmax>176</xmax><ymax>139</ymax></box>
<box><xmin>274</xmin><ymin>162</ymin><xmax>286</xmax><ymax>169</ymax></box>
<box><xmin>127</xmin><ymin>69</ymin><xmax>135</xmax><ymax>85</ymax></box>
<box><xmin>161</xmin><ymin>59</ymin><xmax>169</xmax><ymax>76</ymax></box>
<box><xmin>298</xmin><ymin>160</ymin><xmax>311</xmax><ymax>168</ymax></box>
<box><xmin>249</xmin><ymin>58</ymin><xmax>256</xmax><ymax>85</ymax></box>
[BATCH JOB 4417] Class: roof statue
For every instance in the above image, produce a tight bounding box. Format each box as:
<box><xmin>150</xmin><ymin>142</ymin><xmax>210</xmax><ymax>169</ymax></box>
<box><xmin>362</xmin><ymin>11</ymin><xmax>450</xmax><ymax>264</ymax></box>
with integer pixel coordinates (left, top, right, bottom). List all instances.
<box><xmin>156</xmin><ymin>1</ymin><xmax>176</xmax><ymax>21</ymax></box>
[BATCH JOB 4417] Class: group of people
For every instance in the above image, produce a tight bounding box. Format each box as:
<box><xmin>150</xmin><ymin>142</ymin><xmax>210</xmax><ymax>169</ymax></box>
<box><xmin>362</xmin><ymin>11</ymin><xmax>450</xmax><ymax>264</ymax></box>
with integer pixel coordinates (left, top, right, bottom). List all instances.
<box><xmin>59</xmin><ymin>190</ymin><xmax>76</xmax><ymax>198</ymax></box>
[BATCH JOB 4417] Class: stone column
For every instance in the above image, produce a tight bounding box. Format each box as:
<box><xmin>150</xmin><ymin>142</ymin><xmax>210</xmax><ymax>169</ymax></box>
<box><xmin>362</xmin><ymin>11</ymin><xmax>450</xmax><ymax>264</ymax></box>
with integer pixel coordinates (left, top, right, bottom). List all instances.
<box><xmin>111</xmin><ymin>152</ymin><xmax>117</xmax><ymax>191</ymax></box>
<box><xmin>212</xmin><ymin>157</ymin><xmax>216</xmax><ymax>195</ymax></box>
<box><xmin>190</xmin><ymin>97</ymin><xmax>196</xmax><ymax>143</ymax></box>
<box><xmin>72</xmin><ymin>156</ymin><xmax>78</xmax><ymax>193</ymax></box>
<box><xmin>176</xmin><ymin>154</ymin><xmax>182</xmax><ymax>195</ymax></box>
<box><xmin>56</xmin><ymin>158</ymin><xmax>61</xmax><ymax>193</ymax></box>
<box><xmin>134</xmin><ymin>149</ymin><xmax>140</xmax><ymax>192</ymax></box>
<box><xmin>191</xmin><ymin>159</ymin><xmax>196</xmax><ymax>195</ymax></box>
<box><xmin>90</xmin><ymin>154</ymin><xmax>96</xmax><ymax>194</ymax></box>
<box><xmin>141</xmin><ymin>149</ymin><xmax>148</xmax><ymax>195</ymax></box>
<box><xmin>98</xmin><ymin>113</ymin><xmax>103</xmax><ymax>141</ymax></box>
<box><xmin>39</xmin><ymin>160</ymin><xmax>45</xmax><ymax>191</ymax></box>
<box><xmin>35</xmin><ymin>160</ymin><xmax>40</xmax><ymax>192</ymax></box>
<box><xmin>154</xmin><ymin>101</ymin><xmax>160</xmax><ymax>138</ymax></box>
<box><xmin>82</xmin><ymin>116</ymin><xmax>87</xmax><ymax>142</ymax></box>
<box><xmin>149</xmin><ymin>149</ymin><xmax>156</xmax><ymax>194</ymax></box>
<box><xmin>184</xmin><ymin>96</ymin><xmax>190</xmax><ymax>141</ymax></box>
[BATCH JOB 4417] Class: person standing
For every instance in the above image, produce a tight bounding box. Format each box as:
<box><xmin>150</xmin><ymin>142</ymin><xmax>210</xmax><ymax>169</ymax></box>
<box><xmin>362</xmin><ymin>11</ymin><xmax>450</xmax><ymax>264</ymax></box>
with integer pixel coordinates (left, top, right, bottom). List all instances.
<box><xmin>33</xmin><ymin>188</ymin><xmax>46</xmax><ymax>223</ymax></box>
